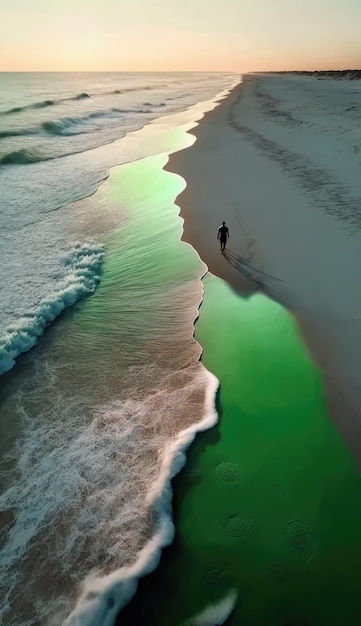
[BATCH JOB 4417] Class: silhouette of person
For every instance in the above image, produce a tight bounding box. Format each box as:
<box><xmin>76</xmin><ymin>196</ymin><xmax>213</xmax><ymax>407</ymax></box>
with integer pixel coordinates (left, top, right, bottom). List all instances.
<box><xmin>217</xmin><ymin>221</ymin><xmax>229</xmax><ymax>252</ymax></box>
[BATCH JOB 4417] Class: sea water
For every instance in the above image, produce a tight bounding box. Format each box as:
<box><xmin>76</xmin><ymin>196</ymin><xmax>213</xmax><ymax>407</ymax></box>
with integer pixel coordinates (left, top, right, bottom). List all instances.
<box><xmin>0</xmin><ymin>72</ymin><xmax>234</xmax><ymax>371</ymax></box>
<box><xmin>0</xmin><ymin>73</ymin><xmax>236</xmax><ymax>625</ymax></box>
<box><xmin>117</xmin><ymin>276</ymin><xmax>361</xmax><ymax>626</ymax></box>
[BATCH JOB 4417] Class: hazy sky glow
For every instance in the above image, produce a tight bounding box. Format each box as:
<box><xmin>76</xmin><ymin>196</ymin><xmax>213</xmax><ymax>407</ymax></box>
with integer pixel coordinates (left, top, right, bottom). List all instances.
<box><xmin>1</xmin><ymin>0</ymin><xmax>360</xmax><ymax>72</ymax></box>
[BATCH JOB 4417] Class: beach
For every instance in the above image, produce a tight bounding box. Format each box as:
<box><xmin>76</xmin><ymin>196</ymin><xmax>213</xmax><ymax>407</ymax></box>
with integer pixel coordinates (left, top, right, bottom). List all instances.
<box><xmin>167</xmin><ymin>73</ymin><xmax>361</xmax><ymax>462</ymax></box>
<box><xmin>2</xmin><ymin>71</ymin><xmax>361</xmax><ymax>626</ymax></box>
<box><xmin>114</xmin><ymin>73</ymin><xmax>361</xmax><ymax>626</ymax></box>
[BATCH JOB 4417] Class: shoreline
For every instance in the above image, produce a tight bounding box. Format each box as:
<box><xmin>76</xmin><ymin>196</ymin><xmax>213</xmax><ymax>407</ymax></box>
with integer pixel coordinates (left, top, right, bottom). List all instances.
<box><xmin>166</xmin><ymin>75</ymin><xmax>361</xmax><ymax>464</ymax></box>
<box><xmin>58</xmin><ymin>87</ymin><xmax>236</xmax><ymax>626</ymax></box>
<box><xmin>0</xmin><ymin>79</ymin><xmax>237</xmax><ymax>378</ymax></box>
<box><xmin>115</xmin><ymin>249</ymin><xmax>361</xmax><ymax>626</ymax></box>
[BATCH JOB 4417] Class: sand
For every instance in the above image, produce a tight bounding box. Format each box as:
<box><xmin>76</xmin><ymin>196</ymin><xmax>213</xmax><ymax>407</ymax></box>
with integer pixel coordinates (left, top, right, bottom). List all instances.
<box><xmin>166</xmin><ymin>73</ymin><xmax>361</xmax><ymax>463</ymax></box>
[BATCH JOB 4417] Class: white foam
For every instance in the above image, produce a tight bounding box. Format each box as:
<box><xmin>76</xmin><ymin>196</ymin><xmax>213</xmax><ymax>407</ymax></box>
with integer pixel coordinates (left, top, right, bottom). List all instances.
<box><xmin>1</xmin><ymin>81</ymin><xmax>239</xmax><ymax>626</ymax></box>
<box><xmin>62</xmin><ymin>370</ymin><xmax>219</xmax><ymax>626</ymax></box>
<box><xmin>63</xmin><ymin>80</ymin><xmax>239</xmax><ymax>626</ymax></box>
<box><xmin>187</xmin><ymin>590</ymin><xmax>238</xmax><ymax>625</ymax></box>
<box><xmin>0</xmin><ymin>241</ymin><xmax>105</xmax><ymax>375</ymax></box>
<box><xmin>0</xmin><ymin>362</ymin><xmax>219</xmax><ymax>626</ymax></box>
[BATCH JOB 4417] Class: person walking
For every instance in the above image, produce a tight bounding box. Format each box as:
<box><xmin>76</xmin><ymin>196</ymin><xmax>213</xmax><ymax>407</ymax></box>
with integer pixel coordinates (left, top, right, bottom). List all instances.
<box><xmin>217</xmin><ymin>221</ymin><xmax>229</xmax><ymax>252</ymax></box>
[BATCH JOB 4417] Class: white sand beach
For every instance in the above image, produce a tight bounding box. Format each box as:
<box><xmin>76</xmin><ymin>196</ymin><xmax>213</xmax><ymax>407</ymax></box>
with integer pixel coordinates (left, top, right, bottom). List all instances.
<box><xmin>167</xmin><ymin>74</ymin><xmax>361</xmax><ymax>461</ymax></box>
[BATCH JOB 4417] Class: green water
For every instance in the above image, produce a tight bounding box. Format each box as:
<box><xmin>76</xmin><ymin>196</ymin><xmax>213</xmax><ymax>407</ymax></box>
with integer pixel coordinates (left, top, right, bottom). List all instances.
<box><xmin>0</xmin><ymin>150</ymin><xmax>208</xmax><ymax>624</ymax></box>
<box><xmin>59</xmin><ymin>151</ymin><xmax>202</xmax><ymax>359</ymax></box>
<box><xmin>38</xmin><ymin>150</ymin><xmax>206</xmax><ymax>411</ymax></box>
<box><xmin>119</xmin><ymin>274</ymin><xmax>361</xmax><ymax>625</ymax></box>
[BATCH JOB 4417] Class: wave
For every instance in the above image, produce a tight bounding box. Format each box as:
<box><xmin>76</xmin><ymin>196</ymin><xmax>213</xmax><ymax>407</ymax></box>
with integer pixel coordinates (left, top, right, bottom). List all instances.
<box><xmin>0</xmin><ymin>107</ymin><xmax>150</xmax><ymax>148</ymax></box>
<box><xmin>186</xmin><ymin>591</ymin><xmax>238</xmax><ymax>625</ymax></box>
<box><xmin>63</xmin><ymin>84</ymin><xmax>238</xmax><ymax>626</ymax></box>
<box><xmin>0</xmin><ymin>80</ymin><xmax>238</xmax><ymax>625</ymax></box>
<box><xmin>0</xmin><ymin>108</ymin><xmax>155</xmax><ymax>166</ymax></box>
<box><xmin>0</xmin><ymin>148</ymin><xmax>44</xmax><ymax>165</ymax></box>
<box><xmin>111</xmin><ymin>83</ymin><xmax>169</xmax><ymax>96</ymax></box>
<box><xmin>0</xmin><ymin>84</ymin><xmax>170</xmax><ymax>116</ymax></box>
<box><xmin>41</xmin><ymin>118</ymin><xmax>90</xmax><ymax>136</ymax></box>
<box><xmin>0</xmin><ymin>241</ymin><xmax>105</xmax><ymax>376</ymax></box>
<box><xmin>0</xmin><ymin>129</ymin><xmax>36</xmax><ymax>139</ymax></box>
<box><xmin>0</xmin><ymin>365</ymin><xmax>218</xmax><ymax>626</ymax></box>
<box><xmin>2</xmin><ymin>99</ymin><xmax>57</xmax><ymax>115</ymax></box>
<box><xmin>88</xmin><ymin>107</ymin><xmax>149</xmax><ymax>118</ymax></box>
<box><xmin>166</xmin><ymin>93</ymin><xmax>192</xmax><ymax>101</ymax></box>
<box><xmin>72</xmin><ymin>92</ymin><xmax>90</xmax><ymax>100</ymax></box>
<box><xmin>1</xmin><ymin>77</ymin><xmax>232</xmax><ymax>117</ymax></box>
<box><xmin>143</xmin><ymin>102</ymin><xmax>166</xmax><ymax>107</ymax></box>
<box><xmin>0</xmin><ymin>95</ymin><xmax>90</xmax><ymax>116</ymax></box>
<box><xmin>63</xmin><ymin>370</ymin><xmax>219</xmax><ymax>626</ymax></box>
<box><xmin>39</xmin><ymin>108</ymin><xmax>145</xmax><ymax>135</ymax></box>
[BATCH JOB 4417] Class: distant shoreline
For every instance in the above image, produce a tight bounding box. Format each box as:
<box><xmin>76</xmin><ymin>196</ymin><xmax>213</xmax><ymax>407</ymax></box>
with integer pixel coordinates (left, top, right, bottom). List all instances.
<box><xmin>257</xmin><ymin>69</ymin><xmax>361</xmax><ymax>80</ymax></box>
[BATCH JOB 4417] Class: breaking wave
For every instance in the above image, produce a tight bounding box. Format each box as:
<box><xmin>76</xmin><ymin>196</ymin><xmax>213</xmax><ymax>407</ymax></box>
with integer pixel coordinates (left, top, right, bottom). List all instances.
<box><xmin>2</xmin><ymin>99</ymin><xmax>57</xmax><ymax>114</ymax></box>
<box><xmin>186</xmin><ymin>591</ymin><xmax>238</xmax><ymax>625</ymax></box>
<box><xmin>0</xmin><ymin>241</ymin><xmax>105</xmax><ymax>375</ymax></box>
<box><xmin>0</xmin><ymin>129</ymin><xmax>35</xmax><ymax>139</ymax></box>
<box><xmin>72</xmin><ymin>92</ymin><xmax>90</xmax><ymax>100</ymax></box>
<box><xmin>63</xmin><ymin>371</ymin><xmax>219</xmax><ymax>626</ymax></box>
<box><xmin>41</xmin><ymin>118</ymin><xmax>92</xmax><ymax>136</ymax></box>
<box><xmin>0</xmin><ymin>148</ymin><xmax>44</xmax><ymax>165</ymax></box>
<box><xmin>0</xmin><ymin>364</ymin><xmax>219</xmax><ymax>626</ymax></box>
<box><xmin>0</xmin><ymin>107</ymin><xmax>152</xmax><ymax>151</ymax></box>
<box><xmin>0</xmin><ymin>77</ymin><xmax>239</xmax><ymax>626</ymax></box>
<box><xmin>0</xmin><ymin>95</ymin><xmax>90</xmax><ymax>115</ymax></box>
<box><xmin>0</xmin><ymin>83</ymin><xmax>172</xmax><ymax>115</ymax></box>
<box><xmin>40</xmin><ymin>108</ymin><xmax>145</xmax><ymax>135</ymax></box>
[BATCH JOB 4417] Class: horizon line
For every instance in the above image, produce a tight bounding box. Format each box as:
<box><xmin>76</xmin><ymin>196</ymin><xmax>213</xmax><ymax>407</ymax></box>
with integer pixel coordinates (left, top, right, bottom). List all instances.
<box><xmin>0</xmin><ymin>67</ymin><xmax>360</xmax><ymax>74</ymax></box>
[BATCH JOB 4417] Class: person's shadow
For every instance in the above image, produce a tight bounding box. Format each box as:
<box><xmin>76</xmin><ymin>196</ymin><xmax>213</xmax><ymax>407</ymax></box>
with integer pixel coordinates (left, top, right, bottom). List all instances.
<box><xmin>223</xmin><ymin>249</ymin><xmax>282</xmax><ymax>287</ymax></box>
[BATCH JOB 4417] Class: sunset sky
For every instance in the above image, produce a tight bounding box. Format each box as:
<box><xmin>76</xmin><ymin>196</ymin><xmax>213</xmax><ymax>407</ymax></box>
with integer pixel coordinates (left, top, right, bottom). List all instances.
<box><xmin>1</xmin><ymin>0</ymin><xmax>360</xmax><ymax>72</ymax></box>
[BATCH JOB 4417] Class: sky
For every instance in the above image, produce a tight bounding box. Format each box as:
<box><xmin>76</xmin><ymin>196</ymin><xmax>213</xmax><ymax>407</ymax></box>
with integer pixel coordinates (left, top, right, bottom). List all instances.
<box><xmin>1</xmin><ymin>0</ymin><xmax>360</xmax><ymax>72</ymax></box>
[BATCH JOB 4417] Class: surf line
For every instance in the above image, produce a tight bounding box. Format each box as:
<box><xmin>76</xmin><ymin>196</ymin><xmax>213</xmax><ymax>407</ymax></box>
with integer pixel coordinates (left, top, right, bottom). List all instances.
<box><xmin>63</xmin><ymin>182</ymin><xmax>219</xmax><ymax>626</ymax></box>
<box><xmin>63</xmin><ymin>85</ymin><xmax>238</xmax><ymax>626</ymax></box>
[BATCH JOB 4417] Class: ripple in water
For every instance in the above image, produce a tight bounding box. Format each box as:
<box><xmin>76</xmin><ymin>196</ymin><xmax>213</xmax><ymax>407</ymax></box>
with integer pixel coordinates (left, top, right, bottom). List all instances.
<box><xmin>224</xmin><ymin>515</ymin><xmax>254</xmax><ymax>540</ymax></box>
<box><xmin>285</xmin><ymin>520</ymin><xmax>318</xmax><ymax>560</ymax></box>
<box><xmin>216</xmin><ymin>462</ymin><xmax>242</xmax><ymax>484</ymax></box>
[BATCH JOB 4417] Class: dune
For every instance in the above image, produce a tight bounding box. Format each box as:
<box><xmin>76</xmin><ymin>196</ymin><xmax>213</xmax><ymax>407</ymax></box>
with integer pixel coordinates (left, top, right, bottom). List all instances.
<box><xmin>166</xmin><ymin>73</ymin><xmax>361</xmax><ymax>463</ymax></box>
<box><xmin>273</xmin><ymin>69</ymin><xmax>361</xmax><ymax>80</ymax></box>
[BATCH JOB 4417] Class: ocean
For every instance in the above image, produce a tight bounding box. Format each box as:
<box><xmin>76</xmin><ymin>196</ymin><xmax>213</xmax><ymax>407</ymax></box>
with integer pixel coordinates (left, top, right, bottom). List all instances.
<box><xmin>0</xmin><ymin>72</ymin><xmax>237</xmax><ymax>625</ymax></box>
<box><xmin>4</xmin><ymin>71</ymin><xmax>361</xmax><ymax>626</ymax></box>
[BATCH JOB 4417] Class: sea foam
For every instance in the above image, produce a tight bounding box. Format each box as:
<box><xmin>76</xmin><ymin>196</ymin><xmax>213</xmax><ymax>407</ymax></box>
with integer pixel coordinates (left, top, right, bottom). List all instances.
<box><xmin>62</xmin><ymin>370</ymin><xmax>219</xmax><ymax>626</ymax></box>
<box><xmin>187</xmin><ymin>591</ymin><xmax>238</xmax><ymax>625</ymax></box>
<box><xmin>0</xmin><ymin>241</ymin><xmax>104</xmax><ymax>375</ymax></box>
<box><xmin>0</xmin><ymin>366</ymin><xmax>219</xmax><ymax>626</ymax></box>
